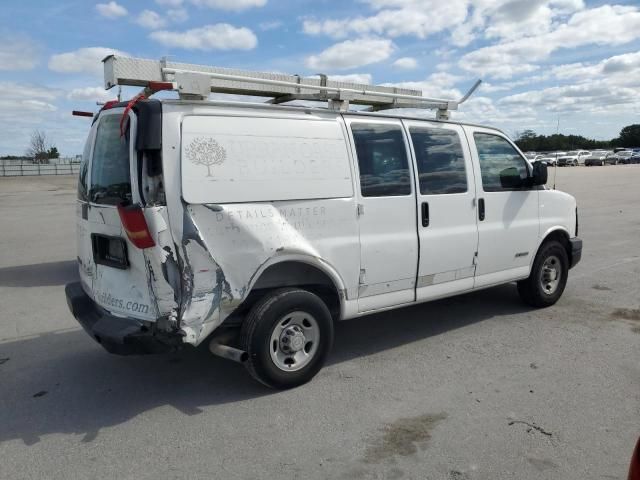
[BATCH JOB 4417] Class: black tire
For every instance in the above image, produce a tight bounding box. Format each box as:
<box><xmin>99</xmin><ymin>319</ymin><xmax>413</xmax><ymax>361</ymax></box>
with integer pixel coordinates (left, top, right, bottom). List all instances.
<box><xmin>240</xmin><ymin>288</ymin><xmax>334</xmax><ymax>389</ymax></box>
<box><xmin>517</xmin><ymin>240</ymin><xmax>569</xmax><ymax>308</ymax></box>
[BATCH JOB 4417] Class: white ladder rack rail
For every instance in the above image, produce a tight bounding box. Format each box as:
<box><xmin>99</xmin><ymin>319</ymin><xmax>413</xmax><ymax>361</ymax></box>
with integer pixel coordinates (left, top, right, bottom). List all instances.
<box><xmin>103</xmin><ymin>55</ymin><xmax>481</xmax><ymax>119</ymax></box>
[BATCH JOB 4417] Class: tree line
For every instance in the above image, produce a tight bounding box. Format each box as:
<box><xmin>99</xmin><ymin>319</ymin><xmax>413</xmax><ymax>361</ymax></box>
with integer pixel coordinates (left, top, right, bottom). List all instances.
<box><xmin>514</xmin><ymin>124</ymin><xmax>640</xmax><ymax>152</ymax></box>
<box><xmin>0</xmin><ymin>130</ymin><xmax>60</xmax><ymax>162</ymax></box>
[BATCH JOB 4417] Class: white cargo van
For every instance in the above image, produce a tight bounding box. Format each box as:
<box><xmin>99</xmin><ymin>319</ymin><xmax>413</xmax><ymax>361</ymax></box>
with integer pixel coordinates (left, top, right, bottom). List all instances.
<box><xmin>66</xmin><ymin>56</ymin><xmax>582</xmax><ymax>388</ymax></box>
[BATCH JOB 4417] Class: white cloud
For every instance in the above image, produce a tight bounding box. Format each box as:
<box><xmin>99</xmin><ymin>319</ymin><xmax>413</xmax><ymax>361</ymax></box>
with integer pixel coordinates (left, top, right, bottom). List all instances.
<box><xmin>67</xmin><ymin>87</ymin><xmax>115</xmax><ymax>102</ymax></box>
<box><xmin>188</xmin><ymin>0</ymin><xmax>266</xmax><ymax>11</ymax></box>
<box><xmin>460</xmin><ymin>4</ymin><xmax>640</xmax><ymax>78</ymax></box>
<box><xmin>150</xmin><ymin>24</ymin><xmax>257</xmax><ymax>50</ymax></box>
<box><xmin>492</xmin><ymin>51</ymin><xmax>640</xmax><ymax>118</ymax></box>
<box><xmin>393</xmin><ymin>57</ymin><xmax>417</xmax><ymax>69</ymax></box>
<box><xmin>303</xmin><ymin>0</ymin><xmax>468</xmax><ymax>39</ymax></box>
<box><xmin>450</xmin><ymin>0</ymin><xmax>585</xmax><ymax>46</ymax></box>
<box><xmin>498</xmin><ymin>82</ymin><xmax>640</xmax><ymax>113</ymax></box>
<box><xmin>385</xmin><ymin>72</ymin><xmax>463</xmax><ymax>100</ymax></box>
<box><xmin>306</xmin><ymin>38</ymin><xmax>394</xmax><ymax>71</ymax></box>
<box><xmin>95</xmin><ymin>1</ymin><xmax>128</xmax><ymax>18</ymax></box>
<box><xmin>327</xmin><ymin>73</ymin><xmax>372</xmax><ymax>84</ymax></box>
<box><xmin>0</xmin><ymin>34</ymin><xmax>39</xmax><ymax>71</ymax></box>
<box><xmin>136</xmin><ymin>10</ymin><xmax>167</xmax><ymax>29</ymax></box>
<box><xmin>0</xmin><ymin>83</ymin><xmax>59</xmax><ymax>114</ymax></box>
<box><xmin>156</xmin><ymin>0</ymin><xmax>183</xmax><ymax>5</ymax></box>
<box><xmin>167</xmin><ymin>8</ymin><xmax>188</xmax><ymax>22</ymax></box>
<box><xmin>0</xmin><ymin>83</ymin><xmax>61</xmax><ymax>102</ymax></box>
<box><xmin>21</xmin><ymin>100</ymin><xmax>58</xmax><ymax>112</ymax></box>
<box><xmin>48</xmin><ymin>47</ymin><xmax>128</xmax><ymax>76</ymax></box>
<box><xmin>259</xmin><ymin>20</ymin><xmax>283</xmax><ymax>31</ymax></box>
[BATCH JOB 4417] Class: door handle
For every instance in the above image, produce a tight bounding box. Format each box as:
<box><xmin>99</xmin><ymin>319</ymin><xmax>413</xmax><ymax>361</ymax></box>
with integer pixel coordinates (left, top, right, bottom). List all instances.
<box><xmin>478</xmin><ymin>198</ymin><xmax>485</xmax><ymax>221</ymax></box>
<box><xmin>422</xmin><ymin>201</ymin><xmax>429</xmax><ymax>227</ymax></box>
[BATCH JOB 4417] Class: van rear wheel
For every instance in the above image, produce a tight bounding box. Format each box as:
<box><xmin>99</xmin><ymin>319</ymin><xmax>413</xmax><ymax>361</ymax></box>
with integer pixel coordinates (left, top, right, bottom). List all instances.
<box><xmin>517</xmin><ymin>240</ymin><xmax>568</xmax><ymax>308</ymax></box>
<box><xmin>240</xmin><ymin>288</ymin><xmax>334</xmax><ymax>389</ymax></box>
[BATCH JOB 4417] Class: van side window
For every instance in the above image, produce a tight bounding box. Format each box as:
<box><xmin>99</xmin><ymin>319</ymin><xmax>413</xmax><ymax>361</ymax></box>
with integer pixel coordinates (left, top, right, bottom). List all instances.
<box><xmin>409</xmin><ymin>127</ymin><xmax>467</xmax><ymax>194</ymax></box>
<box><xmin>89</xmin><ymin>115</ymin><xmax>132</xmax><ymax>205</ymax></box>
<box><xmin>474</xmin><ymin>133</ymin><xmax>529</xmax><ymax>192</ymax></box>
<box><xmin>78</xmin><ymin>134</ymin><xmax>91</xmax><ymax>202</ymax></box>
<box><xmin>351</xmin><ymin>123</ymin><xmax>411</xmax><ymax>197</ymax></box>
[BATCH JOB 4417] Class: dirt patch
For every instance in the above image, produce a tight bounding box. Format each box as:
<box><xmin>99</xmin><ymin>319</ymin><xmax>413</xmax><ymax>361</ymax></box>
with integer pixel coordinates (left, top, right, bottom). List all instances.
<box><xmin>527</xmin><ymin>456</ymin><xmax>558</xmax><ymax>471</ymax></box>
<box><xmin>592</xmin><ymin>284</ymin><xmax>612</xmax><ymax>291</ymax></box>
<box><xmin>611</xmin><ymin>308</ymin><xmax>640</xmax><ymax>322</ymax></box>
<box><xmin>363</xmin><ymin>412</ymin><xmax>447</xmax><ymax>463</ymax></box>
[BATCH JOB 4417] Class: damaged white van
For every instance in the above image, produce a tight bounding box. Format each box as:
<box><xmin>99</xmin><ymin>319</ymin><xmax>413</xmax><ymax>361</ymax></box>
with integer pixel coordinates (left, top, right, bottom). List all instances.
<box><xmin>66</xmin><ymin>56</ymin><xmax>582</xmax><ymax>389</ymax></box>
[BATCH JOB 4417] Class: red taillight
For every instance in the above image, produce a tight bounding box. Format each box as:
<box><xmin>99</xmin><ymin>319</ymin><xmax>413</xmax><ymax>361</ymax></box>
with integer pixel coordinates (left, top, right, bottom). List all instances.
<box><xmin>117</xmin><ymin>204</ymin><xmax>155</xmax><ymax>249</ymax></box>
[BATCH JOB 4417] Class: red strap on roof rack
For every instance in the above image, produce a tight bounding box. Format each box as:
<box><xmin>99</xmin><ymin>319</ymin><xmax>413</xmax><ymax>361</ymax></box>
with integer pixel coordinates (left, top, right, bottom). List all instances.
<box><xmin>102</xmin><ymin>100</ymin><xmax>119</xmax><ymax>110</ymax></box>
<box><xmin>119</xmin><ymin>81</ymin><xmax>174</xmax><ymax>137</ymax></box>
<box><xmin>120</xmin><ymin>91</ymin><xmax>146</xmax><ymax>137</ymax></box>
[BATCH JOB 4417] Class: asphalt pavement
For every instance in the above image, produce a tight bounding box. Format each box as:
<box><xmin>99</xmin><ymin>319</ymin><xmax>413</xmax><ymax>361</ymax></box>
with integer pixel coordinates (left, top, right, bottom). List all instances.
<box><xmin>0</xmin><ymin>167</ymin><xmax>638</xmax><ymax>479</ymax></box>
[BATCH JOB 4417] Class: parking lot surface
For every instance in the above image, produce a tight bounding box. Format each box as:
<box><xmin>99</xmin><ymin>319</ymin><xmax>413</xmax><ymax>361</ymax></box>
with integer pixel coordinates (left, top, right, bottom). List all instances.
<box><xmin>0</xmin><ymin>167</ymin><xmax>638</xmax><ymax>480</ymax></box>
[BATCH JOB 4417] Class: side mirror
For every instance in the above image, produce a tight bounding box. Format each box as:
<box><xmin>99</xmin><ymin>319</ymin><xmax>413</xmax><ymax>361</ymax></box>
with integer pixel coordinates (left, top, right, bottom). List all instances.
<box><xmin>531</xmin><ymin>160</ymin><xmax>548</xmax><ymax>186</ymax></box>
<box><xmin>499</xmin><ymin>167</ymin><xmax>524</xmax><ymax>189</ymax></box>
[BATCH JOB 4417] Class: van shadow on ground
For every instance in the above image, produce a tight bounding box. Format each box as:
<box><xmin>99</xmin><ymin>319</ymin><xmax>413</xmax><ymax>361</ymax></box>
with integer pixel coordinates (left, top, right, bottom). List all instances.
<box><xmin>0</xmin><ymin>260</ymin><xmax>77</xmax><ymax>288</ymax></box>
<box><xmin>0</xmin><ymin>275</ymin><xmax>528</xmax><ymax>446</ymax></box>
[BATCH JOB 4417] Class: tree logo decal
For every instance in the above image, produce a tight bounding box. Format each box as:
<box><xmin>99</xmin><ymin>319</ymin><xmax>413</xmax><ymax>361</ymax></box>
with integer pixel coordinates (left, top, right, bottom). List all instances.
<box><xmin>185</xmin><ymin>137</ymin><xmax>227</xmax><ymax>177</ymax></box>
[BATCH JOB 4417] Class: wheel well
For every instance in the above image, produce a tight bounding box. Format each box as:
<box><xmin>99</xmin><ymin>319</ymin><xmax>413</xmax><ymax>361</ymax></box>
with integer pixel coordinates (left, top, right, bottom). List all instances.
<box><xmin>225</xmin><ymin>261</ymin><xmax>342</xmax><ymax>324</ymax></box>
<box><xmin>540</xmin><ymin>230</ymin><xmax>571</xmax><ymax>263</ymax></box>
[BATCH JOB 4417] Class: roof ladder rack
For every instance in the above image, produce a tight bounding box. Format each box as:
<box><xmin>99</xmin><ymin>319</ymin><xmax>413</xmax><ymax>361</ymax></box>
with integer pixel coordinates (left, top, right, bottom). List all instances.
<box><xmin>103</xmin><ymin>55</ymin><xmax>481</xmax><ymax>119</ymax></box>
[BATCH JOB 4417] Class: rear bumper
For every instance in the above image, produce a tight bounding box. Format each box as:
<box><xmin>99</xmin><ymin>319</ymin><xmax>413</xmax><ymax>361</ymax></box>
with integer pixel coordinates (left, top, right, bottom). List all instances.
<box><xmin>65</xmin><ymin>282</ymin><xmax>182</xmax><ymax>355</ymax></box>
<box><xmin>569</xmin><ymin>237</ymin><xmax>583</xmax><ymax>269</ymax></box>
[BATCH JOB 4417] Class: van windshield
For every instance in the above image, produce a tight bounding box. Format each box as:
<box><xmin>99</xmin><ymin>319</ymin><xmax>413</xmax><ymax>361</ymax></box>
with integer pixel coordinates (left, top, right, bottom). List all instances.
<box><xmin>89</xmin><ymin>114</ymin><xmax>132</xmax><ymax>205</ymax></box>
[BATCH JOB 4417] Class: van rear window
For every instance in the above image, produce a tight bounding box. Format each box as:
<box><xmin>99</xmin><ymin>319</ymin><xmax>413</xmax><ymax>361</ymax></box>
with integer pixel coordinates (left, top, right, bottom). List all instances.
<box><xmin>89</xmin><ymin>114</ymin><xmax>132</xmax><ymax>205</ymax></box>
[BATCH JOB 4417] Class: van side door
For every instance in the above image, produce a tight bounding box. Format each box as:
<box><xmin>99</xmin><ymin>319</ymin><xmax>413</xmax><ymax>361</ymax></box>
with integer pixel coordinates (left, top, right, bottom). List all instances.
<box><xmin>345</xmin><ymin>118</ymin><xmax>419</xmax><ymax>312</ymax></box>
<box><xmin>403</xmin><ymin>120</ymin><xmax>479</xmax><ymax>300</ymax></box>
<box><xmin>465</xmin><ymin>126</ymin><xmax>540</xmax><ymax>287</ymax></box>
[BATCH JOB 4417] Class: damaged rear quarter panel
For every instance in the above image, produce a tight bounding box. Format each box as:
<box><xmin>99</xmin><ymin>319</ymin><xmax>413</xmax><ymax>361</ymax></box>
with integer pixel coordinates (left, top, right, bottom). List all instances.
<box><xmin>161</xmin><ymin>104</ymin><xmax>360</xmax><ymax>346</ymax></box>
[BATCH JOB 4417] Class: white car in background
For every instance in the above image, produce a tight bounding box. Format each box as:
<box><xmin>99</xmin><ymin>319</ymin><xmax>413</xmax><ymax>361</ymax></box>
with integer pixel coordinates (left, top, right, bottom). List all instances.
<box><xmin>524</xmin><ymin>152</ymin><xmax>541</xmax><ymax>161</ymax></box>
<box><xmin>557</xmin><ymin>150</ymin><xmax>590</xmax><ymax>166</ymax></box>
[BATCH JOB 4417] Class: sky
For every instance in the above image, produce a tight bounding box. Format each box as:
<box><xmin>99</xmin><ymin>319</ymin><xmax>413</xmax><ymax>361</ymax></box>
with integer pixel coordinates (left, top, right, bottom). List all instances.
<box><xmin>1</xmin><ymin>0</ymin><xmax>639</xmax><ymax>156</ymax></box>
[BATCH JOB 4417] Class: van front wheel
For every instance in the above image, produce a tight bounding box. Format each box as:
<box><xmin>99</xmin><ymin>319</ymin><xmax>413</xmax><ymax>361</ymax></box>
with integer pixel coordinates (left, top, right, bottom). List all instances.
<box><xmin>517</xmin><ymin>241</ymin><xmax>569</xmax><ymax>308</ymax></box>
<box><xmin>240</xmin><ymin>288</ymin><xmax>334</xmax><ymax>389</ymax></box>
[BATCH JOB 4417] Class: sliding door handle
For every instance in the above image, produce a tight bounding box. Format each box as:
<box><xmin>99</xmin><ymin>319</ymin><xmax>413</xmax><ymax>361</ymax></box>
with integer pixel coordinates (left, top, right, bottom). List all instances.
<box><xmin>421</xmin><ymin>202</ymin><xmax>429</xmax><ymax>227</ymax></box>
<box><xmin>478</xmin><ymin>198</ymin><xmax>485</xmax><ymax>221</ymax></box>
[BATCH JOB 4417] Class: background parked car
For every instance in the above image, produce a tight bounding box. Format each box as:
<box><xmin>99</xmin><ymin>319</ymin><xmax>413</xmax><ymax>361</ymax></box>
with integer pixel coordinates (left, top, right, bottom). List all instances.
<box><xmin>616</xmin><ymin>150</ymin><xmax>634</xmax><ymax>164</ymax></box>
<box><xmin>585</xmin><ymin>151</ymin><xmax>609</xmax><ymax>166</ymax></box>
<box><xmin>538</xmin><ymin>154</ymin><xmax>558</xmax><ymax>166</ymax></box>
<box><xmin>524</xmin><ymin>152</ymin><xmax>545</xmax><ymax>162</ymax></box>
<box><xmin>557</xmin><ymin>150</ymin><xmax>590</xmax><ymax>166</ymax></box>
<box><xmin>604</xmin><ymin>152</ymin><xmax>619</xmax><ymax>165</ymax></box>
